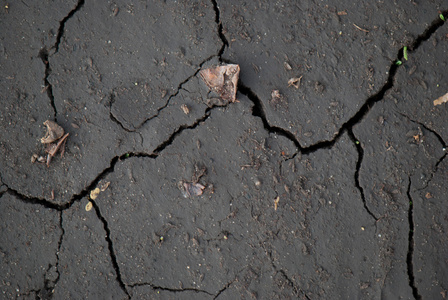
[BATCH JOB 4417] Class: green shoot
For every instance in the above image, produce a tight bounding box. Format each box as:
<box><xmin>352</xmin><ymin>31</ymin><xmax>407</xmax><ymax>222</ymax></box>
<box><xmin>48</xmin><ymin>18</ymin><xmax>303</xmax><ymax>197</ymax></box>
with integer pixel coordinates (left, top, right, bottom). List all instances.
<box><xmin>440</xmin><ymin>14</ymin><xmax>446</xmax><ymax>21</ymax></box>
<box><xmin>395</xmin><ymin>60</ymin><xmax>402</xmax><ymax>66</ymax></box>
<box><xmin>403</xmin><ymin>46</ymin><xmax>408</xmax><ymax>61</ymax></box>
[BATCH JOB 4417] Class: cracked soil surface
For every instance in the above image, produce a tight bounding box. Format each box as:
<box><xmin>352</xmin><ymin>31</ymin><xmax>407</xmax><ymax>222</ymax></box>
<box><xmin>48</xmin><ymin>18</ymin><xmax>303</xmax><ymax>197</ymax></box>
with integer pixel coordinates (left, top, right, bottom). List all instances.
<box><xmin>1</xmin><ymin>1</ymin><xmax>448</xmax><ymax>299</ymax></box>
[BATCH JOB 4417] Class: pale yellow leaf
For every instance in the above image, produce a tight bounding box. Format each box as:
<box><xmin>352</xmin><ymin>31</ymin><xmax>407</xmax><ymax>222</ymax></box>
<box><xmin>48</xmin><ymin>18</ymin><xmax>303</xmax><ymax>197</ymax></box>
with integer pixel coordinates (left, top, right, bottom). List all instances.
<box><xmin>85</xmin><ymin>201</ymin><xmax>93</xmax><ymax>211</ymax></box>
<box><xmin>90</xmin><ymin>187</ymin><xmax>100</xmax><ymax>200</ymax></box>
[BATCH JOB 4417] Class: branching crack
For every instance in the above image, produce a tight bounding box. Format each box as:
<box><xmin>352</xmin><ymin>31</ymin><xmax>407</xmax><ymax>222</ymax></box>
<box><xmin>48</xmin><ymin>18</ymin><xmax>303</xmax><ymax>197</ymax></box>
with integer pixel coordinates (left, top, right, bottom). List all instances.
<box><xmin>114</xmin><ymin>55</ymin><xmax>217</xmax><ymax>132</ymax></box>
<box><xmin>150</xmin><ymin>107</ymin><xmax>212</xmax><ymax>157</ymax></box>
<box><xmin>53</xmin><ymin>0</ymin><xmax>85</xmax><ymax>54</ymax></box>
<box><xmin>406</xmin><ymin>178</ymin><xmax>422</xmax><ymax>300</ymax></box>
<box><xmin>238</xmin><ymin>55</ymin><xmax>398</xmax><ymax>157</ymax></box>
<box><xmin>397</xmin><ymin>112</ymin><xmax>448</xmax><ymax>190</ymax></box>
<box><xmin>397</xmin><ymin>112</ymin><xmax>447</xmax><ymax>148</ymax></box>
<box><xmin>89</xmin><ymin>199</ymin><xmax>130</xmax><ymax>298</ymax></box>
<box><xmin>213</xmin><ymin>280</ymin><xmax>234</xmax><ymax>299</ymax></box>
<box><xmin>348</xmin><ymin>129</ymin><xmax>379</xmax><ymax>221</ymax></box>
<box><xmin>237</xmin><ymin>13</ymin><xmax>448</xmax><ymax>158</ymax></box>
<box><xmin>260</xmin><ymin>240</ymin><xmax>310</xmax><ymax>300</ymax></box>
<box><xmin>37</xmin><ymin>0</ymin><xmax>85</xmax><ymax>120</ymax></box>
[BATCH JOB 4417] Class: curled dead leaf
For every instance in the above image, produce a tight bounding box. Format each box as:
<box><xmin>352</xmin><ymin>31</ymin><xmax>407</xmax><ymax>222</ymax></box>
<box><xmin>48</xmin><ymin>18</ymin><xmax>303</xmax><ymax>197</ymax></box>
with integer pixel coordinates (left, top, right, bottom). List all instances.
<box><xmin>41</xmin><ymin>120</ymin><xmax>64</xmax><ymax>144</ymax></box>
<box><xmin>433</xmin><ymin>92</ymin><xmax>448</xmax><ymax>106</ymax></box>
<box><xmin>199</xmin><ymin>64</ymin><xmax>240</xmax><ymax>104</ymax></box>
<box><xmin>179</xmin><ymin>181</ymin><xmax>205</xmax><ymax>198</ymax></box>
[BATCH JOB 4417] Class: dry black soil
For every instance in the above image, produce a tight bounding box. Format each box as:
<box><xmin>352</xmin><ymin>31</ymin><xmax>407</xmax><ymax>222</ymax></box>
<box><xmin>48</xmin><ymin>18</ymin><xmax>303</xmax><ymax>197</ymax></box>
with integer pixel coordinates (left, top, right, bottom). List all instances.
<box><xmin>1</xmin><ymin>1</ymin><xmax>448</xmax><ymax>299</ymax></box>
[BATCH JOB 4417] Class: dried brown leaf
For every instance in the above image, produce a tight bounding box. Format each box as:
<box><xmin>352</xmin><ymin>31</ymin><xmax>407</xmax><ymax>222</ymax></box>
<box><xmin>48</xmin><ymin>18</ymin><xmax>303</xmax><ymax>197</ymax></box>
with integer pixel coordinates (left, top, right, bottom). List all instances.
<box><xmin>199</xmin><ymin>64</ymin><xmax>240</xmax><ymax>103</ymax></box>
<box><xmin>41</xmin><ymin>120</ymin><xmax>64</xmax><ymax>144</ymax></box>
<box><xmin>433</xmin><ymin>92</ymin><xmax>448</xmax><ymax>106</ymax></box>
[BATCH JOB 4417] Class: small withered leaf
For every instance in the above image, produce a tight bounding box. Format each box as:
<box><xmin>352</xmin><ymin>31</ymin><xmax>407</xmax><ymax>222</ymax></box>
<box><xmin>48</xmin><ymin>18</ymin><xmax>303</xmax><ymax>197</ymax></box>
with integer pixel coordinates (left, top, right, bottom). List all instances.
<box><xmin>200</xmin><ymin>64</ymin><xmax>240</xmax><ymax>104</ymax></box>
<box><xmin>179</xmin><ymin>181</ymin><xmax>205</xmax><ymax>198</ymax></box>
<box><xmin>433</xmin><ymin>92</ymin><xmax>448</xmax><ymax>106</ymax></box>
<box><xmin>41</xmin><ymin>120</ymin><xmax>64</xmax><ymax>144</ymax></box>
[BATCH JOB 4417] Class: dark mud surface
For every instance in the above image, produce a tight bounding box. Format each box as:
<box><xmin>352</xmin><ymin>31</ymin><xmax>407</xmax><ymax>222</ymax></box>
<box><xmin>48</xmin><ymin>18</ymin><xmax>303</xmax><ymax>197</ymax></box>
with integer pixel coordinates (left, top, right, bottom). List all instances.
<box><xmin>1</xmin><ymin>1</ymin><xmax>447</xmax><ymax>299</ymax></box>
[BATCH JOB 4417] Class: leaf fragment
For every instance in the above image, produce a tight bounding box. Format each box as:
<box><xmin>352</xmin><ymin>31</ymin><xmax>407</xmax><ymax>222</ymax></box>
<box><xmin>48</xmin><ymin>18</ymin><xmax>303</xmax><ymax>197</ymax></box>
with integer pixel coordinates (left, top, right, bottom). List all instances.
<box><xmin>85</xmin><ymin>201</ymin><xmax>93</xmax><ymax>211</ymax></box>
<box><xmin>433</xmin><ymin>92</ymin><xmax>448</xmax><ymax>106</ymax></box>
<box><xmin>90</xmin><ymin>187</ymin><xmax>100</xmax><ymax>200</ymax></box>
<box><xmin>199</xmin><ymin>64</ymin><xmax>240</xmax><ymax>104</ymax></box>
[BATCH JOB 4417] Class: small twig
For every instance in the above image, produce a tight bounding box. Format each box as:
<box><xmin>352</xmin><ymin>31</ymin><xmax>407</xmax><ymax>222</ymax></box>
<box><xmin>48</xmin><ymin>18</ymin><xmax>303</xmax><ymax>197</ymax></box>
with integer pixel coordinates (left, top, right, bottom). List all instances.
<box><xmin>46</xmin><ymin>133</ymin><xmax>69</xmax><ymax>167</ymax></box>
<box><xmin>353</xmin><ymin>23</ymin><xmax>369</xmax><ymax>33</ymax></box>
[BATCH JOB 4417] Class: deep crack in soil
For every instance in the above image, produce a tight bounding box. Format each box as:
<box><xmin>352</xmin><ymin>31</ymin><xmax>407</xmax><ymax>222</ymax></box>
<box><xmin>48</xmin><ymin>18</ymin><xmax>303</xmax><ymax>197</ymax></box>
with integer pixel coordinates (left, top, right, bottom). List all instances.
<box><xmin>38</xmin><ymin>48</ymin><xmax>57</xmax><ymax>121</ymax></box>
<box><xmin>129</xmin><ymin>282</ymin><xmax>213</xmax><ymax>296</ymax></box>
<box><xmin>6</xmin><ymin>5</ymin><xmax>447</xmax><ymax>299</ymax></box>
<box><xmin>406</xmin><ymin>179</ymin><xmax>422</xmax><ymax>300</ymax></box>
<box><xmin>36</xmin><ymin>211</ymin><xmax>64</xmax><ymax>300</ymax></box>
<box><xmin>211</xmin><ymin>0</ymin><xmax>228</xmax><ymax>59</ymax></box>
<box><xmin>89</xmin><ymin>199</ymin><xmax>130</xmax><ymax>298</ymax></box>
<box><xmin>347</xmin><ymin>129</ymin><xmax>379</xmax><ymax>221</ymax></box>
<box><xmin>53</xmin><ymin>0</ymin><xmax>85</xmax><ymax>54</ymax></box>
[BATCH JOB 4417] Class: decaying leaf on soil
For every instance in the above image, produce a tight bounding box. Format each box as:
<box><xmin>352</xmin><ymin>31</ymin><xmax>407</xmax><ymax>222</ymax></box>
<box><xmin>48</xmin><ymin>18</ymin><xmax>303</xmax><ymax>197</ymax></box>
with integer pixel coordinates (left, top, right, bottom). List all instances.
<box><xmin>178</xmin><ymin>165</ymin><xmax>208</xmax><ymax>198</ymax></box>
<box><xmin>99</xmin><ymin>180</ymin><xmax>111</xmax><ymax>192</ymax></box>
<box><xmin>199</xmin><ymin>64</ymin><xmax>240</xmax><ymax>105</ymax></box>
<box><xmin>179</xmin><ymin>181</ymin><xmax>206</xmax><ymax>198</ymax></box>
<box><xmin>433</xmin><ymin>92</ymin><xmax>448</xmax><ymax>106</ymax></box>
<box><xmin>89</xmin><ymin>181</ymin><xmax>111</xmax><ymax>200</ymax></box>
<box><xmin>288</xmin><ymin>76</ymin><xmax>302</xmax><ymax>89</ymax></box>
<box><xmin>41</xmin><ymin>120</ymin><xmax>64</xmax><ymax>144</ymax></box>
<box><xmin>44</xmin><ymin>133</ymin><xmax>69</xmax><ymax>167</ymax></box>
<box><xmin>33</xmin><ymin>120</ymin><xmax>69</xmax><ymax>167</ymax></box>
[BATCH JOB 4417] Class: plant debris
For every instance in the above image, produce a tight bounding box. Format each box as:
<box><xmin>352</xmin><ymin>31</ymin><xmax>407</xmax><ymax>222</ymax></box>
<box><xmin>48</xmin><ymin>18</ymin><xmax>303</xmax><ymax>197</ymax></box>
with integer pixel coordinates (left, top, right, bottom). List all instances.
<box><xmin>199</xmin><ymin>64</ymin><xmax>240</xmax><ymax>106</ymax></box>
<box><xmin>41</xmin><ymin>120</ymin><xmax>65</xmax><ymax>144</ymax></box>
<box><xmin>33</xmin><ymin>120</ymin><xmax>69</xmax><ymax>167</ymax></box>
<box><xmin>288</xmin><ymin>76</ymin><xmax>302</xmax><ymax>89</ymax></box>
<box><xmin>89</xmin><ymin>181</ymin><xmax>111</xmax><ymax>200</ymax></box>
<box><xmin>178</xmin><ymin>165</ymin><xmax>208</xmax><ymax>198</ymax></box>
<box><xmin>99</xmin><ymin>180</ymin><xmax>111</xmax><ymax>192</ymax></box>
<box><xmin>179</xmin><ymin>181</ymin><xmax>206</xmax><ymax>198</ymax></box>
<box><xmin>90</xmin><ymin>188</ymin><xmax>100</xmax><ymax>200</ymax></box>
<box><xmin>85</xmin><ymin>201</ymin><xmax>93</xmax><ymax>211</ymax></box>
<box><xmin>274</xmin><ymin>196</ymin><xmax>280</xmax><ymax>210</ymax></box>
<box><xmin>433</xmin><ymin>92</ymin><xmax>448</xmax><ymax>106</ymax></box>
<box><xmin>270</xmin><ymin>89</ymin><xmax>288</xmax><ymax>110</ymax></box>
<box><xmin>180</xmin><ymin>104</ymin><xmax>190</xmax><ymax>114</ymax></box>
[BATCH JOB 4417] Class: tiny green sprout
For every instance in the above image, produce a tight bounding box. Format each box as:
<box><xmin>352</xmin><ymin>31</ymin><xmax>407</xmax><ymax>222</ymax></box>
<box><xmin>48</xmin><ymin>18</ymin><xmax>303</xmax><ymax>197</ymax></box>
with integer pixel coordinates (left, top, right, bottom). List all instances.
<box><xmin>355</xmin><ymin>141</ymin><xmax>360</xmax><ymax>145</ymax></box>
<box><xmin>403</xmin><ymin>46</ymin><xmax>408</xmax><ymax>61</ymax></box>
<box><xmin>124</xmin><ymin>153</ymin><xmax>130</xmax><ymax>158</ymax></box>
<box><xmin>409</xmin><ymin>201</ymin><xmax>413</xmax><ymax>205</ymax></box>
<box><xmin>395</xmin><ymin>60</ymin><xmax>402</xmax><ymax>66</ymax></box>
<box><xmin>440</xmin><ymin>14</ymin><xmax>446</xmax><ymax>21</ymax></box>
<box><xmin>160</xmin><ymin>236</ymin><xmax>164</xmax><ymax>241</ymax></box>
